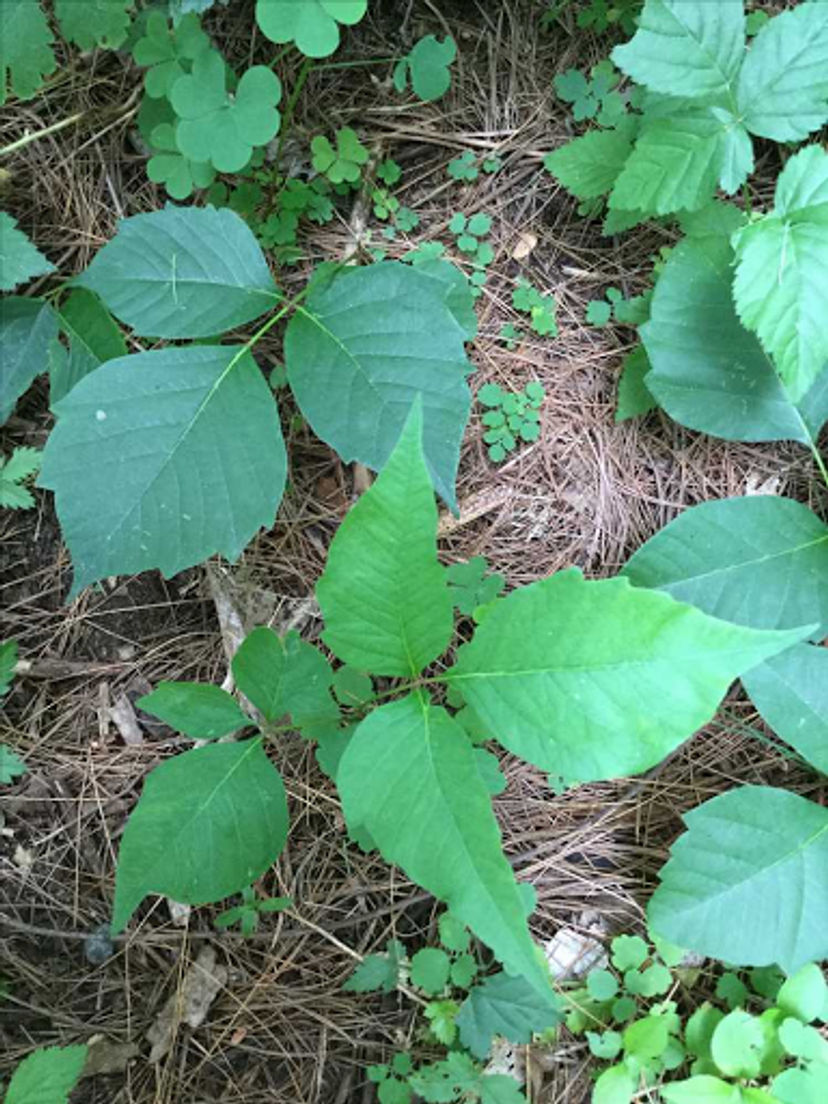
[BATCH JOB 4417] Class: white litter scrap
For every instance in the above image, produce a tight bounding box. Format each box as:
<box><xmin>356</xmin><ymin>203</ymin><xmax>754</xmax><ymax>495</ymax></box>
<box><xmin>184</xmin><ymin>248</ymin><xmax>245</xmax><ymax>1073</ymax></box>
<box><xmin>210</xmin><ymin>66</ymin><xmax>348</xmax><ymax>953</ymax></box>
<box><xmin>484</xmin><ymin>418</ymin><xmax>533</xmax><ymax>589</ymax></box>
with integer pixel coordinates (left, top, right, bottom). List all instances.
<box><xmin>544</xmin><ymin>910</ymin><xmax>609</xmax><ymax>980</ymax></box>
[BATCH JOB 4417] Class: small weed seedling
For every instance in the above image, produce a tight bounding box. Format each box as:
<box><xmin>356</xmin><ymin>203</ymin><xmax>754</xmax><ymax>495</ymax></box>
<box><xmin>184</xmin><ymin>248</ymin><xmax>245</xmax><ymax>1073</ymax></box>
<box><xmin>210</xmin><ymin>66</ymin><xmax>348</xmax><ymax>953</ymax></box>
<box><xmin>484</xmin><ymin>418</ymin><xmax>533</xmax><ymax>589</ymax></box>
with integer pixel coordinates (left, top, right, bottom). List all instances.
<box><xmin>394</xmin><ymin>34</ymin><xmax>457</xmax><ymax>102</ymax></box>
<box><xmin>213</xmin><ymin>885</ymin><xmax>291</xmax><ymax>937</ymax></box>
<box><xmin>585</xmin><ymin>287</ymin><xmax>651</xmax><ymax>327</ymax></box>
<box><xmin>478</xmin><ymin>382</ymin><xmax>544</xmax><ymax>462</ymax></box>
<box><xmin>0</xmin><ymin>447</ymin><xmax>42</xmax><ymax>509</ymax></box>
<box><xmin>512</xmin><ymin>280</ymin><xmax>558</xmax><ymax>337</ymax></box>
<box><xmin>0</xmin><ymin>640</ymin><xmax>26</xmax><ymax>784</ymax></box>
<box><xmin>446</xmin><ymin>556</ymin><xmax>506</xmax><ymax>619</ymax></box>
<box><xmin>311</xmin><ymin>127</ymin><xmax>369</xmax><ymax>185</ymax></box>
<box><xmin>554</xmin><ymin>60</ymin><xmax>624</xmax><ymax>126</ymax></box>
<box><xmin>448</xmin><ymin>212</ymin><xmax>494</xmax><ymax>264</ymax></box>
<box><xmin>447</xmin><ymin>150</ymin><xmax>479</xmax><ymax>183</ymax></box>
<box><xmin>499</xmin><ymin>323</ymin><xmax>521</xmax><ymax>350</ymax></box>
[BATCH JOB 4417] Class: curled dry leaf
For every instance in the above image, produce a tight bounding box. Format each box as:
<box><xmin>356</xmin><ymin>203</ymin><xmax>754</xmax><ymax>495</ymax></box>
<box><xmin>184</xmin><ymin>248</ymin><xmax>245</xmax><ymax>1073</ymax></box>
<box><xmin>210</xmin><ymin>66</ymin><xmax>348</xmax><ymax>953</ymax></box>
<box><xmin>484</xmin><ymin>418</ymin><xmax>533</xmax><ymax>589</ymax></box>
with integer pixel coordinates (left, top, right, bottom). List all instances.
<box><xmin>146</xmin><ymin>945</ymin><xmax>227</xmax><ymax>1063</ymax></box>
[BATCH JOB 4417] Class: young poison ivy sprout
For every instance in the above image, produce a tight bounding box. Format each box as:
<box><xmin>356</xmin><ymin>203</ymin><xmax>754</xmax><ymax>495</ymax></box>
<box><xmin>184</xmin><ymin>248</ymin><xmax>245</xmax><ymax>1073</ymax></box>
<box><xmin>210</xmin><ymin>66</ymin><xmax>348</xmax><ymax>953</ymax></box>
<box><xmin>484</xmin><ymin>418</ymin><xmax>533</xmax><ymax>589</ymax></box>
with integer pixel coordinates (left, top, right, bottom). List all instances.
<box><xmin>478</xmin><ymin>382</ymin><xmax>544</xmax><ymax>462</ymax></box>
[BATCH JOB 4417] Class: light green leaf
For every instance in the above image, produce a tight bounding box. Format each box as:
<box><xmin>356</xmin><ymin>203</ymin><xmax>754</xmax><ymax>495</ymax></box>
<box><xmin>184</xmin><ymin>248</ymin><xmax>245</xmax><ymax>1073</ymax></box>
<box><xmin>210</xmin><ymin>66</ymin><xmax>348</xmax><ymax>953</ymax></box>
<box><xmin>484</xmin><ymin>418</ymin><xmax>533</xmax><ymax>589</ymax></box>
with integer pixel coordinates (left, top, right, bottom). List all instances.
<box><xmin>543</xmin><ymin>127</ymin><xmax>635</xmax><ymax>201</ymax></box>
<box><xmin>171</xmin><ymin>52</ymin><xmax>282</xmax><ymax>173</ymax></box>
<box><xmin>54</xmin><ymin>0</ymin><xmax>133</xmax><ymax>50</ymax></box>
<box><xmin>685</xmin><ymin>1004</ymin><xmax>725</xmax><ymax>1060</ymax></box>
<box><xmin>310</xmin><ymin>127</ymin><xmax>368</xmax><ymax>183</ymax></box>
<box><xmin>778</xmin><ymin>1016</ymin><xmax>828</xmax><ymax>1062</ymax></box>
<box><xmin>332</xmin><ymin>666</ymin><xmax>373</xmax><ymax>707</ymax></box>
<box><xmin>4</xmin><ymin>1044</ymin><xmax>88</xmax><ymax>1104</ymax></box>
<box><xmin>592</xmin><ymin>1063</ymin><xmax>636</xmax><ymax>1104</ymax></box>
<box><xmin>255</xmin><ymin>0</ymin><xmax>367</xmax><ymax>58</ymax></box>
<box><xmin>736</xmin><ymin>3</ymin><xmax>828</xmax><ymax>142</ymax></box>
<box><xmin>742</xmin><ymin>644</ymin><xmax>828</xmax><ymax>775</ymax></box>
<box><xmin>623</xmin><ymin>1014</ymin><xmax>671</xmax><ymax>1060</ymax></box>
<box><xmin>75</xmin><ymin>205</ymin><xmax>279</xmax><ymax>338</ymax></box>
<box><xmin>410</xmin><ymin>948</ymin><xmax>451</xmax><ymax>995</ymax></box>
<box><xmin>0</xmin><ymin>744</ymin><xmax>27</xmax><ymax>783</ymax></box>
<box><xmin>478</xmin><ymin>1075</ymin><xmax>527</xmax><ymax>1104</ymax></box>
<box><xmin>611</xmin><ymin>934</ymin><xmax>648</xmax><ymax>971</ymax></box>
<box><xmin>0</xmin><ymin>0</ymin><xmax>56</xmax><ymax>105</ymax></box>
<box><xmin>112</xmin><ymin>738</ymin><xmax>288</xmax><ymax>933</ymax></box>
<box><xmin>611</xmin><ymin>0</ymin><xmax>745</xmax><ymax>98</ymax></box>
<box><xmin>772</xmin><ymin>1065</ymin><xmax>828</xmax><ymax>1104</ymax></box>
<box><xmin>285</xmin><ymin>261</ymin><xmax>472</xmax><ymax>510</ymax></box>
<box><xmin>38</xmin><ymin>344</ymin><xmax>286</xmax><ymax>596</ymax></box>
<box><xmin>732</xmin><ymin>145</ymin><xmax>828</xmax><ymax>402</ymax></box>
<box><xmin>622</xmin><ymin>496</ymin><xmax>828</xmax><ymax>635</ymax></box>
<box><xmin>661</xmin><ymin>1075</ymin><xmax>743</xmax><ymax>1103</ymax></box>
<box><xmin>0</xmin><ymin>212</ymin><xmax>56</xmax><ymax>291</ymax></box>
<box><xmin>710</xmin><ymin>1010</ymin><xmax>764</xmax><ymax>1078</ymax></box>
<box><xmin>615</xmin><ymin>345</ymin><xmax>656</xmax><ymax>422</ymax></box>
<box><xmin>0</xmin><ymin>298</ymin><xmax>58</xmax><ymax>425</ymax></box>
<box><xmin>395</xmin><ymin>35</ymin><xmax>456</xmax><ymax>101</ymax></box>
<box><xmin>455</xmin><ymin>971</ymin><xmax>561</xmax><ymax>1058</ymax></box>
<box><xmin>446</xmin><ymin>568</ymin><xmax>807</xmax><ymax>783</ymax></box>
<box><xmin>648</xmin><ymin>785</ymin><xmax>828</xmax><ymax>971</ymax></box>
<box><xmin>776</xmin><ymin>963</ymin><xmax>827</xmax><ymax>1023</ymax></box>
<box><xmin>317</xmin><ymin>406</ymin><xmax>452</xmax><ymax>677</ymax></box>
<box><xmin>146</xmin><ymin>120</ymin><xmax>216</xmax><ymax>201</ymax></box>
<box><xmin>412</xmin><ymin>258</ymin><xmax>479</xmax><ymax>341</ymax></box>
<box><xmin>641</xmin><ymin>232</ymin><xmax>828</xmax><ymax>446</ymax></box>
<box><xmin>137</xmin><ymin>682</ymin><xmax>250</xmax><ymax>739</ymax></box>
<box><xmin>51</xmin><ymin>289</ymin><xmax>126</xmax><ymax>404</ymax></box>
<box><xmin>133</xmin><ymin>11</ymin><xmax>210</xmax><ymax>98</ymax></box>
<box><xmin>337</xmin><ymin>695</ymin><xmax>555</xmax><ymax>1002</ymax></box>
<box><xmin>231</xmin><ymin>627</ymin><xmax>338</xmax><ymax>733</ymax></box>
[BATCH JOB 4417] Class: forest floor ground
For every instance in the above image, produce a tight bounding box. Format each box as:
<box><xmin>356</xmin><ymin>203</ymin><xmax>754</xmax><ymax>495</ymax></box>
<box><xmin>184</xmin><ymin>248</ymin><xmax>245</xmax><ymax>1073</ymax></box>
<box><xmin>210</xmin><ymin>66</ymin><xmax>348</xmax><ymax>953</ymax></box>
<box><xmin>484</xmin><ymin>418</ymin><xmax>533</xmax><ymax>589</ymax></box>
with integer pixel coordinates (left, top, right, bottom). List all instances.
<box><xmin>0</xmin><ymin>2</ymin><xmax>823</xmax><ymax>1102</ymax></box>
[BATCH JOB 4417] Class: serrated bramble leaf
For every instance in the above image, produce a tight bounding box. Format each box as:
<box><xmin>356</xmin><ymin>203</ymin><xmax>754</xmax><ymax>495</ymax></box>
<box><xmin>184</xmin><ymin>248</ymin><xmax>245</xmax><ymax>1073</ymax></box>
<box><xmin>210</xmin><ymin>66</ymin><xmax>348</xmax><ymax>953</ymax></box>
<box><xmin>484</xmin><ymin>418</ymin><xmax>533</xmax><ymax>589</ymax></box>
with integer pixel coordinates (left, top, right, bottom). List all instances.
<box><xmin>736</xmin><ymin>3</ymin><xmax>828</xmax><ymax>142</ymax></box>
<box><xmin>455</xmin><ymin>971</ymin><xmax>562</xmax><ymax>1058</ymax></box>
<box><xmin>544</xmin><ymin>127</ymin><xmax>635</xmax><ymax>201</ymax></box>
<box><xmin>4</xmin><ymin>1044</ymin><xmax>88</xmax><ymax>1104</ymax></box>
<box><xmin>343</xmin><ymin>939</ymin><xmax>405</xmax><ymax>993</ymax></box>
<box><xmin>447</xmin><ymin>568</ymin><xmax>808</xmax><ymax>783</ymax></box>
<box><xmin>137</xmin><ymin>682</ymin><xmax>250</xmax><ymax>739</ymax></box>
<box><xmin>286</xmin><ymin>261</ymin><xmax>472</xmax><ymax>509</ymax></box>
<box><xmin>112</xmin><ymin>738</ymin><xmax>288</xmax><ymax>933</ymax></box>
<box><xmin>38</xmin><ymin>344</ymin><xmax>286</xmax><ymax>596</ymax></box>
<box><xmin>317</xmin><ymin>406</ymin><xmax>452</xmax><ymax>677</ymax></box>
<box><xmin>611</xmin><ymin>0</ymin><xmax>745</xmax><ymax>98</ymax></box>
<box><xmin>0</xmin><ymin>298</ymin><xmax>58</xmax><ymax>425</ymax></box>
<box><xmin>649</xmin><ymin>785</ymin><xmax>828</xmax><ymax>971</ymax></box>
<box><xmin>255</xmin><ymin>0</ymin><xmax>367</xmax><ymax>58</ymax></box>
<box><xmin>75</xmin><ymin>205</ymin><xmax>279</xmax><ymax>338</ymax></box>
<box><xmin>396</xmin><ymin>34</ymin><xmax>456</xmax><ymax>101</ymax></box>
<box><xmin>0</xmin><ymin>0</ymin><xmax>56</xmax><ymax>106</ymax></box>
<box><xmin>732</xmin><ymin>145</ymin><xmax>828</xmax><ymax>402</ymax></box>
<box><xmin>338</xmin><ymin>695</ymin><xmax>555</xmax><ymax>1003</ymax></box>
<box><xmin>55</xmin><ymin>0</ymin><xmax>133</xmax><ymax>51</ymax></box>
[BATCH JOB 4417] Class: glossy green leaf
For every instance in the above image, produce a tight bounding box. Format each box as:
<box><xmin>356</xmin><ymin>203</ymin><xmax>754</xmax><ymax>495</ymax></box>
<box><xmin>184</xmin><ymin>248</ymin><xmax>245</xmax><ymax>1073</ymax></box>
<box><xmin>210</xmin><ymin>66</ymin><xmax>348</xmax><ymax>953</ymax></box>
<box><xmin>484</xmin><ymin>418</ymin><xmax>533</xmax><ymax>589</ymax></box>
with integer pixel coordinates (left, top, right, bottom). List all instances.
<box><xmin>0</xmin><ymin>0</ymin><xmax>55</xmax><ymax>105</ymax></box>
<box><xmin>649</xmin><ymin>785</ymin><xmax>828</xmax><ymax>971</ymax></box>
<box><xmin>732</xmin><ymin>145</ymin><xmax>828</xmax><ymax>402</ymax></box>
<box><xmin>736</xmin><ymin>3</ymin><xmax>828</xmax><ymax>141</ymax></box>
<box><xmin>51</xmin><ymin>289</ymin><xmax>127</xmax><ymax>404</ymax></box>
<box><xmin>231</xmin><ymin>627</ymin><xmax>339</xmax><ymax>733</ymax></box>
<box><xmin>137</xmin><ymin>682</ymin><xmax>250</xmax><ymax>739</ymax></box>
<box><xmin>394</xmin><ymin>34</ymin><xmax>456</xmax><ymax>101</ymax></box>
<box><xmin>710</xmin><ymin>1010</ymin><xmax>764</xmax><ymax>1078</ymax></box>
<box><xmin>0</xmin><ymin>212</ymin><xmax>56</xmax><ymax>291</ymax></box>
<box><xmin>446</xmin><ymin>568</ymin><xmax>807</xmax><ymax>783</ymax></box>
<box><xmin>0</xmin><ymin>298</ymin><xmax>58</xmax><ymax>424</ymax></box>
<box><xmin>592</xmin><ymin>1063</ymin><xmax>636</xmax><ymax>1104</ymax></box>
<box><xmin>611</xmin><ymin>0</ymin><xmax>745</xmax><ymax>98</ymax></box>
<box><xmin>772</xmin><ymin>1065</ymin><xmax>828</xmax><ymax>1104</ymax></box>
<box><xmin>75</xmin><ymin>205</ymin><xmax>279</xmax><ymax>338</ymax></box>
<box><xmin>255</xmin><ymin>0</ymin><xmax>367</xmax><ymax>58</ymax></box>
<box><xmin>776</xmin><ymin>963</ymin><xmax>827</xmax><ymax>1023</ymax></box>
<box><xmin>133</xmin><ymin>11</ymin><xmax>210</xmax><ymax>99</ymax></box>
<box><xmin>286</xmin><ymin>261</ymin><xmax>471</xmax><ymax>510</ymax></box>
<box><xmin>338</xmin><ymin>695</ymin><xmax>555</xmax><ymax>1002</ymax></box>
<box><xmin>661</xmin><ymin>1075</ymin><xmax>744</xmax><ymax>1102</ymax></box>
<box><xmin>4</xmin><ymin>1044</ymin><xmax>88</xmax><ymax>1104</ymax></box>
<box><xmin>742</xmin><ymin>645</ymin><xmax>828</xmax><ymax>775</ymax></box>
<box><xmin>641</xmin><ymin>232</ymin><xmax>828</xmax><ymax>446</ymax></box>
<box><xmin>39</xmin><ymin>345</ymin><xmax>286</xmax><ymax>595</ymax></box>
<box><xmin>54</xmin><ymin>0</ymin><xmax>132</xmax><ymax>50</ymax></box>
<box><xmin>615</xmin><ymin>345</ymin><xmax>656</xmax><ymax>422</ymax></box>
<box><xmin>543</xmin><ymin>127</ymin><xmax>635</xmax><ymax>201</ymax></box>
<box><xmin>455</xmin><ymin>971</ymin><xmax>561</xmax><ymax>1059</ymax></box>
<box><xmin>112</xmin><ymin>738</ymin><xmax>288</xmax><ymax>933</ymax></box>
<box><xmin>317</xmin><ymin>406</ymin><xmax>452</xmax><ymax>676</ymax></box>
<box><xmin>622</xmin><ymin>496</ymin><xmax>828</xmax><ymax>635</ymax></box>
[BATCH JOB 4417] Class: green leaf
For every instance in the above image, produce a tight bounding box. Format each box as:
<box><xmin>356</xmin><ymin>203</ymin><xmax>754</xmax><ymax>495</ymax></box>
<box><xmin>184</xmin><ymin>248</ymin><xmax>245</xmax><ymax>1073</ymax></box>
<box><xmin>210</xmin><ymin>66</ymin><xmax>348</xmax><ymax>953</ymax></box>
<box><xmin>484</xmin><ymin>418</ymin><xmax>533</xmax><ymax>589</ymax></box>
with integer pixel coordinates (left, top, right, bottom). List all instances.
<box><xmin>439</xmin><ymin>912</ymin><xmax>470</xmax><ymax>953</ymax></box>
<box><xmin>310</xmin><ymin>127</ymin><xmax>368</xmax><ymax>184</ymax></box>
<box><xmin>134</xmin><ymin>12</ymin><xmax>210</xmax><ymax>99</ymax></box>
<box><xmin>317</xmin><ymin>406</ymin><xmax>452</xmax><ymax>677</ymax></box>
<box><xmin>543</xmin><ymin>128</ymin><xmax>635</xmax><ymax>201</ymax></box>
<box><xmin>587</xmin><ymin>969</ymin><xmax>619</xmax><ymax>1001</ymax></box>
<box><xmin>446</xmin><ymin>557</ymin><xmax>505</xmax><ymax>617</ymax></box>
<box><xmin>0</xmin><ymin>0</ymin><xmax>56</xmax><ymax>106</ymax></box>
<box><xmin>54</xmin><ymin>0</ymin><xmax>133</xmax><ymax>50</ymax></box>
<box><xmin>411</xmin><ymin>948</ymin><xmax>451</xmax><ymax>995</ymax></box>
<box><xmin>0</xmin><ymin>213</ymin><xmax>56</xmax><ymax>291</ymax></box>
<box><xmin>170</xmin><ymin>53</ymin><xmax>282</xmax><ymax>174</ymax></box>
<box><xmin>736</xmin><ymin>3</ymin><xmax>828</xmax><ymax>142</ymax></box>
<box><xmin>478</xmin><ymin>1075</ymin><xmax>528</xmax><ymax>1104</ymax></box>
<box><xmin>772</xmin><ymin>1065</ymin><xmax>828</xmax><ymax>1104</ymax></box>
<box><xmin>776</xmin><ymin>963</ymin><xmax>827</xmax><ymax>1023</ymax></box>
<box><xmin>343</xmin><ymin>941</ymin><xmax>405</xmax><ymax>993</ymax></box>
<box><xmin>455</xmin><ymin>971</ymin><xmax>562</xmax><ymax>1058</ymax></box>
<box><xmin>0</xmin><ymin>639</ymin><xmax>17</xmax><ymax>697</ymax></box>
<box><xmin>231</xmin><ymin>627</ymin><xmax>338</xmax><ymax>731</ymax></box>
<box><xmin>51</xmin><ymin>289</ymin><xmax>127</xmax><ymax>404</ymax></box>
<box><xmin>611</xmin><ymin>0</ymin><xmax>745</xmax><ymax>99</ymax></box>
<box><xmin>710</xmin><ymin>1010</ymin><xmax>764</xmax><ymax>1078</ymax></box>
<box><xmin>137</xmin><ymin>682</ymin><xmax>249</xmax><ymax>739</ymax></box>
<box><xmin>446</xmin><ymin>568</ymin><xmax>807</xmax><ymax>783</ymax></box>
<box><xmin>742</xmin><ymin>644</ymin><xmax>828</xmax><ymax>775</ymax></box>
<box><xmin>112</xmin><ymin>738</ymin><xmax>288</xmax><ymax>933</ymax></box>
<box><xmin>660</xmin><ymin>1075</ymin><xmax>743</xmax><ymax>1102</ymax></box>
<box><xmin>75</xmin><ymin>205</ymin><xmax>279</xmax><ymax>338</ymax></box>
<box><xmin>611</xmin><ymin>934</ymin><xmax>648</xmax><ymax>971</ymax></box>
<box><xmin>586</xmin><ymin>300</ymin><xmax>612</xmax><ymax>326</ymax></box>
<box><xmin>588</xmin><ymin>1030</ymin><xmax>623</xmax><ymax>1059</ymax></box>
<box><xmin>778</xmin><ymin>1016</ymin><xmax>828</xmax><ymax>1062</ymax></box>
<box><xmin>623</xmin><ymin>1014</ymin><xmax>671</xmax><ymax>1060</ymax></box>
<box><xmin>4</xmin><ymin>1044</ymin><xmax>88</xmax><ymax>1104</ymax></box>
<box><xmin>716</xmin><ymin>972</ymin><xmax>748</xmax><ymax>1010</ymax></box>
<box><xmin>0</xmin><ymin>298</ymin><xmax>58</xmax><ymax>425</ymax></box>
<box><xmin>255</xmin><ymin>0</ymin><xmax>367</xmax><ymax>58</ymax></box>
<box><xmin>450</xmin><ymin>952</ymin><xmax>478</xmax><ymax>989</ymax></box>
<box><xmin>338</xmin><ymin>695</ymin><xmax>555</xmax><ymax>1003</ymax></box>
<box><xmin>285</xmin><ymin>261</ymin><xmax>472</xmax><ymax>510</ymax></box>
<box><xmin>732</xmin><ymin>145</ymin><xmax>828</xmax><ymax>402</ymax></box>
<box><xmin>615</xmin><ymin>346</ymin><xmax>656</xmax><ymax>422</ymax></box>
<box><xmin>332</xmin><ymin>666</ymin><xmax>373</xmax><ymax>707</ymax></box>
<box><xmin>395</xmin><ymin>35</ymin><xmax>456</xmax><ymax>101</ymax></box>
<box><xmin>648</xmin><ymin>785</ymin><xmax>828</xmax><ymax>971</ymax></box>
<box><xmin>622</xmin><ymin>496</ymin><xmax>828</xmax><ymax>635</ymax></box>
<box><xmin>146</xmin><ymin>121</ymin><xmax>216</xmax><ymax>200</ymax></box>
<box><xmin>685</xmin><ymin>1004</ymin><xmax>725</xmax><ymax>1060</ymax></box>
<box><xmin>0</xmin><ymin>744</ymin><xmax>27</xmax><ymax>783</ymax></box>
<box><xmin>640</xmin><ymin>232</ymin><xmax>828</xmax><ymax>447</ymax></box>
<box><xmin>38</xmin><ymin>345</ymin><xmax>286</xmax><ymax>596</ymax></box>
<box><xmin>592</xmin><ymin>1063</ymin><xmax>635</xmax><ymax>1104</ymax></box>
<box><xmin>408</xmin><ymin>257</ymin><xmax>478</xmax><ymax>342</ymax></box>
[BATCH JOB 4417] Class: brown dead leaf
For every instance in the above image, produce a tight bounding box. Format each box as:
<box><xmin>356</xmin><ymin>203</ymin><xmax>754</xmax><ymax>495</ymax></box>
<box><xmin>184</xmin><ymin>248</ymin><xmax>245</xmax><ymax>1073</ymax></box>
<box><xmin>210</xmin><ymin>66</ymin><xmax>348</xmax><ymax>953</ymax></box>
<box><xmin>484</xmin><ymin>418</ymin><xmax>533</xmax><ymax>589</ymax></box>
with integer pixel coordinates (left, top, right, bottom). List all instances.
<box><xmin>81</xmin><ymin>1035</ymin><xmax>140</xmax><ymax>1078</ymax></box>
<box><xmin>512</xmin><ymin>231</ymin><xmax>537</xmax><ymax>260</ymax></box>
<box><xmin>146</xmin><ymin>945</ymin><xmax>227</xmax><ymax>1063</ymax></box>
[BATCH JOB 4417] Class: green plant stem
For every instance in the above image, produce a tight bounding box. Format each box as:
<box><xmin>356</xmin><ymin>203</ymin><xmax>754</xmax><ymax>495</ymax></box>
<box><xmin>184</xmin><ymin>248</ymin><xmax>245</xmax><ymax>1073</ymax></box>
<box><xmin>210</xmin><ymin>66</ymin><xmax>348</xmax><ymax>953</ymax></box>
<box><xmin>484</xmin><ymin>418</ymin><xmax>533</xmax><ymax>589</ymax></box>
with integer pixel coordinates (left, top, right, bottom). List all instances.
<box><xmin>273</xmin><ymin>57</ymin><xmax>312</xmax><ymax>174</ymax></box>
<box><xmin>0</xmin><ymin>112</ymin><xmax>85</xmax><ymax>158</ymax></box>
<box><xmin>741</xmin><ymin>182</ymin><xmax>752</xmax><ymax>217</ymax></box>
<box><xmin>808</xmin><ymin>440</ymin><xmax>828</xmax><ymax>492</ymax></box>
<box><xmin>310</xmin><ymin>56</ymin><xmax>397</xmax><ymax>71</ymax></box>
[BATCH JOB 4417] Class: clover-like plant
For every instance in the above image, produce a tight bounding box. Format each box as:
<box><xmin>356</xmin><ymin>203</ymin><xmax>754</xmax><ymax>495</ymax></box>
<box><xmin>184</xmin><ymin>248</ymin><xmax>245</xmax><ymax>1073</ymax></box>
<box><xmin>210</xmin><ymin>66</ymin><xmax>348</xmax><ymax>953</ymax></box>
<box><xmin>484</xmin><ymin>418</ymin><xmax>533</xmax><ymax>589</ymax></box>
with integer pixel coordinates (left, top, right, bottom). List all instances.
<box><xmin>512</xmin><ymin>279</ymin><xmax>557</xmax><ymax>336</ymax></box>
<box><xmin>447</xmin><ymin>150</ymin><xmax>479</xmax><ymax>183</ymax></box>
<box><xmin>478</xmin><ymin>382</ymin><xmax>544</xmax><ymax>462</ymax></box>
<box><xmin>255</xmin><ymin>0</ymin><xmax>367</xmax><ymax>59</ymax></box>
<box><xmin>311</xmin><ymin>126</ymin><xmax>369</xmax><ymax>185</ymax></box>
<box><xmin>394</xmin><ymin>34</ymin><xmax>457</xmax><ymax>102</ymax></box>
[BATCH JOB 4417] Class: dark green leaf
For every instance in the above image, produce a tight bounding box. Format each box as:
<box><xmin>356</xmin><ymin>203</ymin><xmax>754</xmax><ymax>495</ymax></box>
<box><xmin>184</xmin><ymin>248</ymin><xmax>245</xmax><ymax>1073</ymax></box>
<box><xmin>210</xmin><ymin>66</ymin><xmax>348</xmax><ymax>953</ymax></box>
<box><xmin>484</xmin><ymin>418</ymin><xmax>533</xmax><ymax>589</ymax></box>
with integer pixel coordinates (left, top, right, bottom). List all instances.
<box><xmin>137</xmin><ymin>682</ymin><xmax>249</xmax><ymax>739</ymax></box>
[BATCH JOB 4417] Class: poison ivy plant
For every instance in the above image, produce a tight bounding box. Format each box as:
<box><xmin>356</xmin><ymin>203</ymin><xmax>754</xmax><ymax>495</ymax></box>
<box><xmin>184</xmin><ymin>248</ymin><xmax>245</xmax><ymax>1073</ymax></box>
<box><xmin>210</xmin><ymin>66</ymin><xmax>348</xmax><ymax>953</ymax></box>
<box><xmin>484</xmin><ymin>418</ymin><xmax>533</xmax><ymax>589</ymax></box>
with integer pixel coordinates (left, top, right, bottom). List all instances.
<box><xmin>394</xmin><ymin>34</ymin><xmax>457</xmax><ymax>102</ymax></box>
<box><xmin>3</xmin><ymin>1044</ymin><xmax>88</xmax><ymax>1104</ymax></box>
<box><xmin>50</xmin><ymin>290</ymin><xmax>127</xmax><ymax>405</ymax></box>
<box><xmin>255</xmin><ymin>0</ymin><xmax>367</xmax><ymax>58</ymax></box>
